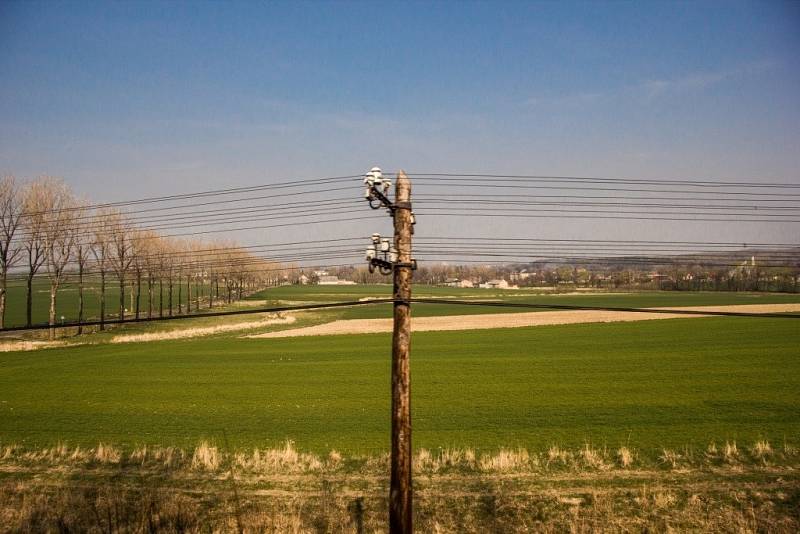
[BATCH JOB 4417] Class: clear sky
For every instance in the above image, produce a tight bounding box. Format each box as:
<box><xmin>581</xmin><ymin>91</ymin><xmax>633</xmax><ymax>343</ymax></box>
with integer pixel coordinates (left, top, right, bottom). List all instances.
<box><xmin>1</xmin><ymin>1</ymin><xmax>799</xmax><ymax>246</ymax></box>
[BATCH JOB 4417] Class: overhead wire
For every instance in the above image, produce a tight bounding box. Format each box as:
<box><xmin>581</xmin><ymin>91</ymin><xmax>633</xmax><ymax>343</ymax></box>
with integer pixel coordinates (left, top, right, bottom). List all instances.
<box><xmin>4</xmin><ymin>296</ymin><xmax>798</xmax><ymax>333</ymax></box>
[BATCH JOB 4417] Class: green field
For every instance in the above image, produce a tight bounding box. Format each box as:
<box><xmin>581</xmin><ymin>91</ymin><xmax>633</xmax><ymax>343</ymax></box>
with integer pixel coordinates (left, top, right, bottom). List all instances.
<box><xmin>2</xmin><ymin>277</ymin><xmax>215</xmax><ymax>328</ymax></box>
<box><xmin>252</xmin><ymin>284</ymin><xmax>800</xmax><ymax>320</ymax></box>
<box><xmin>3</xmin><ymin>279</ymin><xmax>798</xmax><ymax>328</ymax></box>
<box><xmin>1</xmin><ymin>303</ymin><xmax>798</xmax><ymax>454</ymax></box>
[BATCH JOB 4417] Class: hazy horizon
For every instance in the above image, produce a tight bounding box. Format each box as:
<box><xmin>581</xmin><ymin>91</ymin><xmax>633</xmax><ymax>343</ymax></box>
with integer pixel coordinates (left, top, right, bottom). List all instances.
<box><xmin>2</xmin><ymin>1</ymin><xmax>799</xmax><ymax>249</ymax></box>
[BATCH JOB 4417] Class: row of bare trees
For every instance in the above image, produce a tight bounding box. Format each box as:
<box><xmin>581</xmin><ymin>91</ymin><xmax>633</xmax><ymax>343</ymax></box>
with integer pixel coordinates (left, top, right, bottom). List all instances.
<box><xmin>0</xmin><ymin>175</ymin><xmax>292</xmax><ymax>338</ymax></box>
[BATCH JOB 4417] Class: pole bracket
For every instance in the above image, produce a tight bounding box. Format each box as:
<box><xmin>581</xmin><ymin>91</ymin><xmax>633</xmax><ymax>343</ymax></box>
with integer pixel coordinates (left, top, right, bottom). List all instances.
<box><xmin>366</xmin><ymin>186</ymin><xmax>412</xmax><ymax>216</ymax></box>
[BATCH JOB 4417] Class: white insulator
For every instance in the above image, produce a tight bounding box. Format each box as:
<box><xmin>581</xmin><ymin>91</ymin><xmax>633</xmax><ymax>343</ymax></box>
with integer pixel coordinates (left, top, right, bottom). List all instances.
<box><xmin>365</xmin><ymin>247</ymin><xmax>376</xmax><ymax>260</ymax></box>
<box><xmin>380</xmin><ymin>238</ymin><xmax>390</xmax><ymax>252</ymax></box>
<box><xmin>371</xmin><ymin>233</ymin><xmax>381</xmax><ymax>244</ymax></box>
<box><xmin>364</xmin><ymin>166</ymin><xmax>383</xmax><ymax>186</ymax></box>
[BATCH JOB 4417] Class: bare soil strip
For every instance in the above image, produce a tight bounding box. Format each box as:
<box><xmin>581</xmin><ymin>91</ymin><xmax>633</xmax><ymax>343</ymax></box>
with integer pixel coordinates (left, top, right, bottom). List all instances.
<box><xmin>0</xmin><ymin>340</ymin><xmax>67</xmax><ymax>353</ymax></box>
<box><xmin>110</xmin><ymin>314</ymin><xmax>295</xmax><ymax>343</ymax></box>
<box><xmin>247</xmin><ymin>303</ymin><xmax>800</xmax><ymax>338</ymax></box>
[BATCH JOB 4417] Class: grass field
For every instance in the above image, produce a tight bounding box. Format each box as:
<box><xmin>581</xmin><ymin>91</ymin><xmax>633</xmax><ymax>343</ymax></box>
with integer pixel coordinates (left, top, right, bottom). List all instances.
<box><xmin>3</xmin><ymin>279</ymin><xmax>798</xmax><ymax>328</ymax></box>
<box><xmin>1</xmin><ymin>278</ymin><xmax>214</xmax><ymax>328</ymax></box>
<box><xmin>251</xmin><ymin>284</ymin><xmax>800</xmax><ymax>320</ymax></box>
<box><xmin>2</xmin><ymin>287</ymin><xmax>799</xmax><ymax>531</ymax></box>
<box><xmin>1</xmin><ymin>312</ymin><xmax>798</xmax><ymax>454</ymax></box>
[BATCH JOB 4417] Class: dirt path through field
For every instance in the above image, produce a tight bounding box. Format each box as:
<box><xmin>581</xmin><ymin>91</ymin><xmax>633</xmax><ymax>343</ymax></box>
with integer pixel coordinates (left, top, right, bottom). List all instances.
<box><xmin>247</xmin><ymin>303</ymin><xmax>800</xmax><ymax>338</ymax></box>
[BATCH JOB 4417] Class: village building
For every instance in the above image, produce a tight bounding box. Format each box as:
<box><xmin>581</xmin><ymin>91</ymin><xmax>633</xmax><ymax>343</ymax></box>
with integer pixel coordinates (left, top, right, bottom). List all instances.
<box><xmin>481</xmin><ymin>279</ymin><xmax>510</xmax><ymax>289</ymax></box>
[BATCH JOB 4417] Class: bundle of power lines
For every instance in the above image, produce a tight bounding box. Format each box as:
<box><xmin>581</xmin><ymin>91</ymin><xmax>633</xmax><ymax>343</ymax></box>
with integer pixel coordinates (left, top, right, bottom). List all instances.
<box><xmin>0</xmin><ymin>171</ymin><xmax>797</xmax><ymax>333</ymax></box>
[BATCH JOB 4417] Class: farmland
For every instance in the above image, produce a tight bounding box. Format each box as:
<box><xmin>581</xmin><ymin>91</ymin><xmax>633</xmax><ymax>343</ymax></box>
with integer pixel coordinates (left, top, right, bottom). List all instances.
<box><xmin>2</xmin><ymin>288</ymin><xmax>800</xmax><ymax>531</ymax></box>
<box><xmin>1</xmin><ymin>288</ymin><xmax>798</xmax><ymax>453</ymax></box>
<box><xmin>1</xmin><ymin>277</ymin><xmax>215</xmax><ymax>329</ymax></box>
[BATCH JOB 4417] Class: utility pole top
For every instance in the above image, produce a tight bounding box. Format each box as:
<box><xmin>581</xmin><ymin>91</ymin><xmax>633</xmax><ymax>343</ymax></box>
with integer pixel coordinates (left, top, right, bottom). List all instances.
<box><xmin>397</xmin><ymin>170</ymin><xmax>410</xmax><ymax>191</ymax></box>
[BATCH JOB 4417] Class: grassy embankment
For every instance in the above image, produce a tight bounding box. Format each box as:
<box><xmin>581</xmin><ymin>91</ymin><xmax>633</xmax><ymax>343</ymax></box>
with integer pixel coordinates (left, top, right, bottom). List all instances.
<box><xmin>1</xmin><ymin>439</ymin><xmax>798</xmax><ymax>532</ymax></box>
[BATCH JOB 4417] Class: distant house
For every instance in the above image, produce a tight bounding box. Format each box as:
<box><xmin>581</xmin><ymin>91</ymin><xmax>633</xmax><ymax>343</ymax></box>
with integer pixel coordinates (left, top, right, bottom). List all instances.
<box><xmin>298</xmin><ymin>274</ymin><xmax>310</xmax><ymax>285</ymax></box>
<box><xmin>317</xmin><ymin>275</ymin><xmax>356</xmax><ymax>286</ymax></box>
<box><xmin>444</xmin><ymin>278</ymin><xmax>474</xmax><ymax>288</ymax></box>
<box><xmin>509</xmin><ymin>269</ymin><xmax>532</xmax><ymax>282</ymax></box>
<box><xmin>481</xmin><ymin>279</ymin><xmax>510</xmax><ymax>289</ymax></box>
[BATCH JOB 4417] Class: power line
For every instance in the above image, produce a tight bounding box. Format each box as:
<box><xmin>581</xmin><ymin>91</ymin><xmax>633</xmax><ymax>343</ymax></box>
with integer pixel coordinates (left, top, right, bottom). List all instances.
<box><xmin>20</xmin><ymin>175</ymin><xmax>361</xmax><ymax>217</ymax></box>
<box><xmin>4</xmin><ymin>296</ymin><xmax>798</xmax><ymax>333</ymax></box>
<box><xmin>417</xmin><ymin>236</ymin><xmax>800</xmax><ymax>247</ymax></box>
<box><xmin>415</xmin><ymin>196</ymin><xmax>800</xmax><ymax>211</ymax></box>
<box><xmin>409</xmin><ymin>298</ymin><xmax>800</xmax><ymax>318</ymax></box>
<box><xmin>412</xmin><ymin>180</ymin><xmax>800</xmax><ymax>197</ymax></box>
<box><xmin>404</xmin><ymin>172</ymin><xmax>800</xmax><ymax>189</ymax></box>
<box><xmin>414</xmin><ymin>210</ymin><xmax>800</xmax><ymax>223</ymax></box>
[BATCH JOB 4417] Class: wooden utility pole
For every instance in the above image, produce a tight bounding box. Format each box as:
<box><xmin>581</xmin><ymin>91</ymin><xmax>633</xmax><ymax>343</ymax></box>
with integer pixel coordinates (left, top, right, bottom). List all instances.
<box><xmin>390</xmin><ymin>171</ymin><xmax>413</xmax><ymax>533</ymax></box>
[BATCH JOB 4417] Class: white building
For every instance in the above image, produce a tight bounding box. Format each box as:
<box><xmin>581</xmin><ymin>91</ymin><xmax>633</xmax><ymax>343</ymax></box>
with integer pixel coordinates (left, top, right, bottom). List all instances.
<box><xmin>318</xmin><ymin>275</ymin><xmax>356</xmax><ymax>286</ymax></box>
<box><xmin>481</xmin><ymin>279</ymin><xmax>510</xmax><ymax>289</ymax></box>
<box><xmin>510</xmin><ymin>269</ymin><xmax>532</xmax><ymax>282</ymax></box>
<box><xmin>444</xmin><ymin>278</ymin><xmax>474</xmax><ymax>288</ymax></box>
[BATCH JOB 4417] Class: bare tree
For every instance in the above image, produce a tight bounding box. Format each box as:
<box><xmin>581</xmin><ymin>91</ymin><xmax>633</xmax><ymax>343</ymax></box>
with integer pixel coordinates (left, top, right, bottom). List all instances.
<box><xmin>157</xmin><ymin>243</ymin><xmax>165</xmax><ymax>317</ymax></box>
<box><xmin>92</xmin><ymin>209</ymin><xmax>116</xmax><ymax>331</ymax></box>
<box><xmin>21</xmin><ymin>178</ymin><xmax>52</xmax><ymax>326</ymax></box>
<box><xmin>0</xmin><ymin>176</ymin><xmax>24</xmax><ymax>328</ymax></box>
<box><xmin>39</xmin><ymin>179</ymin><xmax>77</xmax><ymax>339</ymax></box>
<box><xmin>140</xmin><ymin>234</ymin><xmax>166</xmax><ymax>318</ymax></box>
<box><xmin>131</xmin><ymin>230</ymin><xmax>157</xmax><ymax>320</ymax></box>
<box><xmin>72</xmin><ymin>202</ymin><xmax>92</xmax><ymax>334</ymax></box>
<box><xmin>174</xmin><ymin>241</ymin><xmax>188</xmax><ymax>314</ymax></box>
<box><xmin>162</xmin><ymin>238</ymin><xmax>176</xmax><ymax>316</ymax></box>
<box><xmin>107</xmin><ymin>211</ymin><xmax>134</xmax><ymax>322</ymax></box>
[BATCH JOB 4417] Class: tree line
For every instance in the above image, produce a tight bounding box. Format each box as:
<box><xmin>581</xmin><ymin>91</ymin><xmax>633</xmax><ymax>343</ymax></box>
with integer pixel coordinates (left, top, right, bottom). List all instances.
<box><xmin>0</xmin><ymin>176</ymin><xmax>293</xmax><ymax>338</ymax></box>
<box><xmin>328</xmin><ymin>260</ymin><xmax>800</xmax><ymax>292</ymax></box>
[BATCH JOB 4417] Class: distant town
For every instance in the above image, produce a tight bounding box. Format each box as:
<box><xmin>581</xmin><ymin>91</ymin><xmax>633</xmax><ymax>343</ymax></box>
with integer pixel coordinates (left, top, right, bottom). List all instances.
<box><xmin>294</xmin><ymin>252</ymin><xmax>799</xmax><ymax>293</ymax></box>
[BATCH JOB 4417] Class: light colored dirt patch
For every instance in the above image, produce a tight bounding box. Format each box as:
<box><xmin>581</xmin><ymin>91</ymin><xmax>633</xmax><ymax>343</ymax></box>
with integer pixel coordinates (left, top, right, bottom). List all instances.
<box><xmin>111</xmin><ymin>314</ymin><xmax>296</xmax><ymax>343</ymax></box>
<box><xmin>0</xmin><ymin>340</ymin><xmax>67</xmax><ymax>352</ymax></box>
<box><xmin>246</xmin><ymin>303</ymin><xmax>800</xmax><ymax>339</ymax></box>
<box><xmin>230</xmin><ymin>299</ymin><xmax>268</xmax><ymax>307</ymax></box>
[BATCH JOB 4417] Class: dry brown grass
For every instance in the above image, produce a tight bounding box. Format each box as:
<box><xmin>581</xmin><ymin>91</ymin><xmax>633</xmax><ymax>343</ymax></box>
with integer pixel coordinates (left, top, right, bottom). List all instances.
<box><xmin>723</xmin><ymin>440</ymin><xmax>739</xmax><ymax>463</ymax></box>
<box><xmin>191</xmin><ymin>441</ymin><xmax>220</xmax><ymax>471</ymax></box>
<box><xmin>233</xmin><ymin>440</ymin><xmax>325</xmax><ymax>474</ymax></box>
<box><xmin>94</xmin><ymin>443</ymin><xmax>122</xmax><ymax>464</ymax></box>
<box><xmin>751</xmin><ymin>440</ymin><xmax>773</xmax><ymax>462</ymax></box>
<box><xmin>546</xmin><ymin>445</ymin><xmax>570</xmax><ymax>467</ymax></box>
<box><xmin>0</xmin><ymin>440</ymin><xmax>798</xmax><ymax>533</ymax></box>
<box><xmin>478</xmin><ymin>448</ymin><xmax>533</xmax><ymax>473</ymax></box>
<box><xmin>579</xmin><ymin>443</ymin><xmax>608</xmax><ymax>470</ymax></box>
<box><xmin>659</xmin><ymin>448</ymin><xmax>682</xmax><ymax>468</ymax></box>
<box><xmin>616</xmin><ymin>446</ymin><xmax>634</xmax><ymax>468</ymax></box>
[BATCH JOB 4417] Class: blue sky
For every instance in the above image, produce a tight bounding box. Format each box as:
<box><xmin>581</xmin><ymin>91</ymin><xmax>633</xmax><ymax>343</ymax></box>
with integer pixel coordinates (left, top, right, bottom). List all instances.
<box><xmin>1</xmin><ymin>1</ymin><xmax>799</xmax><ymax>244</ymax></box>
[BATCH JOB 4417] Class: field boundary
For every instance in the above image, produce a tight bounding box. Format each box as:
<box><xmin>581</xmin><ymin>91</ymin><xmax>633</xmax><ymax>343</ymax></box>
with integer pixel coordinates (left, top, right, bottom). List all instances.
<box><xmin>247</xmin><ymin>302</ymin><xmax>800</xmax><ymax>338</ymax></box>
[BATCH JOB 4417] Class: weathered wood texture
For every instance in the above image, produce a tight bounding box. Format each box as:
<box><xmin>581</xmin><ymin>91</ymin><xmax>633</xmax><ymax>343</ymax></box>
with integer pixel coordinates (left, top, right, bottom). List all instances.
<box><xmin>390</xmin><ymin>171</ymin><xmax>413</xmax><ymax>534</ymax></box>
